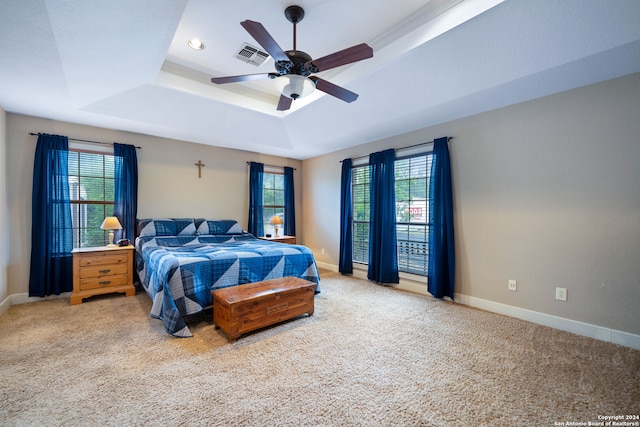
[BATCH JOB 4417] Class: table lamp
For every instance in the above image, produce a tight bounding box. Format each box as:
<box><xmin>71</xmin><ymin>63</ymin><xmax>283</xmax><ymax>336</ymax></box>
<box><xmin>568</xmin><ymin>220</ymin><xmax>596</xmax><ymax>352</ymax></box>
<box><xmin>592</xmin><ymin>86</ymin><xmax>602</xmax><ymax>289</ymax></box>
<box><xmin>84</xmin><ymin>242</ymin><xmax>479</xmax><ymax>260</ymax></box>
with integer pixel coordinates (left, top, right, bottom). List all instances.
<box><xmin>100</xmin><ymin>216</ymin><xmax>122</xmax><ymax>247</ymax></box>
<box><xmin>270</xmin><ymin>215</ymin><xmax>283</xmax><ymax>237</ymax></box>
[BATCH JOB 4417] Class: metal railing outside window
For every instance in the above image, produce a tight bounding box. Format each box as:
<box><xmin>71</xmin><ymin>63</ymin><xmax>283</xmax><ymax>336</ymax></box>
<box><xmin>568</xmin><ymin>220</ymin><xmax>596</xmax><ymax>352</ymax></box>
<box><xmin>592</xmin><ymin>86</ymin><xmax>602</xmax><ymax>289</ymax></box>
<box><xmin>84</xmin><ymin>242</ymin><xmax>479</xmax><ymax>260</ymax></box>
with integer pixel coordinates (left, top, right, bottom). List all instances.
<box><xmin>351</xmin><ymin>153</ymin><xmax>433</xmax><ymax>276</ymax></box>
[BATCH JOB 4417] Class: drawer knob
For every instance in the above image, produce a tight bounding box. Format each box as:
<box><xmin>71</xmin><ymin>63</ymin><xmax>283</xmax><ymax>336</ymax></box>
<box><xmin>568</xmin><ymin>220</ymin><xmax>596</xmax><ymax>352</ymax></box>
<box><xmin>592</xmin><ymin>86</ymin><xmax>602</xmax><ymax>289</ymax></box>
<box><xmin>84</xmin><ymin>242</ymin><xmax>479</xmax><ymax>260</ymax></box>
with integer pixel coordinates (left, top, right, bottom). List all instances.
<box><xmin>86</xmin><ymin>261</ymin><xmax>92</xmax><ymax>265</ymax></box>
<box><xmin>99</xmin><ymin>280</ymin><xmax>111</xmax><ymax>286</ymax></box>
<box><xmin>99</xmin><ymin>269</ymin><xmax>111</xmax><ymax>274</ymax></box>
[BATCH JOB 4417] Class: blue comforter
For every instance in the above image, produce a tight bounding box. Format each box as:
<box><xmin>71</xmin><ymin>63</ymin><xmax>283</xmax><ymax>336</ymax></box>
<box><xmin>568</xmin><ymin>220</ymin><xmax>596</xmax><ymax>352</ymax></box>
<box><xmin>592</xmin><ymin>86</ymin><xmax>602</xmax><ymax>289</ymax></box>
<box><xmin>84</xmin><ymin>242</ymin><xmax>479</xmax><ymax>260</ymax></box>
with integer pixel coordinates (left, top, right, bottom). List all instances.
<box><xmin>135</xmin><ymin>234</ymin><xmax>320</xmax><ymax>337</ymax></box>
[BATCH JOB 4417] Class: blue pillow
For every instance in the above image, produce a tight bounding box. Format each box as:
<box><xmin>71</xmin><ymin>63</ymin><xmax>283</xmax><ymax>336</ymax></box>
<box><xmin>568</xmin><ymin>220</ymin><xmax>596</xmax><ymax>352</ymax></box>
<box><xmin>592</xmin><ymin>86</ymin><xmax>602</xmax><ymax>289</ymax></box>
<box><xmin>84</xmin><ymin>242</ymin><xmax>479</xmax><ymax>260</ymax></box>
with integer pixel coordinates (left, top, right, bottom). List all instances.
<box><xmin>138</xmin><ymin>219</ymin><xmax>176</xmax><ymax>237</ymax></box>
<box><xmin>137</xmin><ymin>218</ymin><xmax>196</xmax><ymax>237</ymax></box>
<box><xmin>173</xmin><ymin>218</ymin><xmax>196</xmax><ymax>236</ymax></box>
<box><xmin>196</xmin><ymin>219</ymin><xmax>244</xmax><ymax>235</ymax></box>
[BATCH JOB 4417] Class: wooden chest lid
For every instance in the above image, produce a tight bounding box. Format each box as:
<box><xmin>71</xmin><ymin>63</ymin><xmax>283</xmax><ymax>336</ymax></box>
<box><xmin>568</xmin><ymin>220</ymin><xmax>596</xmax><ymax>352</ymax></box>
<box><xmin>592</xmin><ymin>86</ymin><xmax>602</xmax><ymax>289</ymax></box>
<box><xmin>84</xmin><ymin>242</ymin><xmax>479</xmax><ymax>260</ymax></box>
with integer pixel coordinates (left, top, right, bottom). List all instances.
<box><xmin>212</xmin><ymin>277</ymin><xmax>316</xmax><ymax>304</ymax></box>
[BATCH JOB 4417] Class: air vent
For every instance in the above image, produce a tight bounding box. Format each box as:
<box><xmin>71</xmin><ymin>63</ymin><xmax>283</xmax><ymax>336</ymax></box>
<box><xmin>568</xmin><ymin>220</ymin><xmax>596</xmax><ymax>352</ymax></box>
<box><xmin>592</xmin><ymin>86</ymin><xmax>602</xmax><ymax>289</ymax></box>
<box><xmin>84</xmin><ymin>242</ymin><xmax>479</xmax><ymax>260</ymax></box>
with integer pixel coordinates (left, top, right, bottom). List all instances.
<box><xmin>235</xmin><ymin>43</ymin><xmax>270</xmax><ymax>66</ymax></box>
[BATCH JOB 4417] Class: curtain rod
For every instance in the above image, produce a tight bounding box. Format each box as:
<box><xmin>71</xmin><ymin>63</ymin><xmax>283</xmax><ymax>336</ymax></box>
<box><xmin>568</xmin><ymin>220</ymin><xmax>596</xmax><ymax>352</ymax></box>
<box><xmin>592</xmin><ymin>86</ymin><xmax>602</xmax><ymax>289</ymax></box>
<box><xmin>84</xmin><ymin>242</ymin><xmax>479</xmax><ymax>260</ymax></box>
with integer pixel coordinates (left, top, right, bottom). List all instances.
<box><xmin>246</xmin><ymin>161</ymin><xmax>296</xmax><ymax>171</ymax></box>
<box><xmin>29</xmin><ymin>133</ymin><xmax>142</xmax><ymax>149</ymax></box>
<box><xmin>340</xmin><ymin>136</ymin><xmax>452</xmax><ymax>163</ymax></box>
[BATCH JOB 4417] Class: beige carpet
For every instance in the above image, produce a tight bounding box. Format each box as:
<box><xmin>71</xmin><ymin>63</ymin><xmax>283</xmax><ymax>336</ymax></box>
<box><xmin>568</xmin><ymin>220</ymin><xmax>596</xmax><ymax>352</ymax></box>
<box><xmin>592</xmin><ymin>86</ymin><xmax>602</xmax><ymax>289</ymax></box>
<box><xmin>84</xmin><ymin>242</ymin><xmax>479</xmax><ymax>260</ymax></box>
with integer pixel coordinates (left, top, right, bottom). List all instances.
<box><xmin>0</xmin><ymin>272</ymin><xmax>638</xmax><ymax>426</ymax></box>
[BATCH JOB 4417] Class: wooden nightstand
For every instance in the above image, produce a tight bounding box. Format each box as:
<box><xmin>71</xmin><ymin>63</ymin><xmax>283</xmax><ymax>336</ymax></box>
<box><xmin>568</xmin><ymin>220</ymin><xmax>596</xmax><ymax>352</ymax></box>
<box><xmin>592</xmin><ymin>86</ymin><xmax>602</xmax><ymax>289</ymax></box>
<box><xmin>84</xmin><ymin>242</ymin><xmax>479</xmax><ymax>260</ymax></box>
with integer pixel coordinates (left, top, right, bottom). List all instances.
<box><xmin>70</xmin><ymin>245</ymin><xmax>135</xmax><ymax>305</ymax></box>
<box><xmin>259</xmin><ymin>235</ymin><xmax>296</xmax><ymax>244</ymax></box>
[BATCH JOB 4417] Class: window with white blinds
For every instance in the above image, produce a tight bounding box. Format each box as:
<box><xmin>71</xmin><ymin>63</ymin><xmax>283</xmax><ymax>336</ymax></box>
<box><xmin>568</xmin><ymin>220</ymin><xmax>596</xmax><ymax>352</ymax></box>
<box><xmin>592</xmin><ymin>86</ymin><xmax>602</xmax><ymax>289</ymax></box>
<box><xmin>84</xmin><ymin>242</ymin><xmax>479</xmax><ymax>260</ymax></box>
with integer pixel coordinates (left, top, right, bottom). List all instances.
<box><xmin>351</xmin><ymin>152</ymin><xmax>433</xmax><ymax>276</ymax></box>
<box><xmin>352</xmin><ymin>165</ymin><xmax>370</xmax><ymax>263</ymax></box>
<box><xmin>395</xmin><ymin>154</ymin><xmax>432</xmax><ymax>276</ymax></box>
<box><xmin>68</xmin><ymin>150</ymin><xmax>115</xmax><ymax>248</ymax></box>
<box><xmin>263</xmin><ymin>171</ymin><xmax>285</xmax><ymax>235</ymax></box>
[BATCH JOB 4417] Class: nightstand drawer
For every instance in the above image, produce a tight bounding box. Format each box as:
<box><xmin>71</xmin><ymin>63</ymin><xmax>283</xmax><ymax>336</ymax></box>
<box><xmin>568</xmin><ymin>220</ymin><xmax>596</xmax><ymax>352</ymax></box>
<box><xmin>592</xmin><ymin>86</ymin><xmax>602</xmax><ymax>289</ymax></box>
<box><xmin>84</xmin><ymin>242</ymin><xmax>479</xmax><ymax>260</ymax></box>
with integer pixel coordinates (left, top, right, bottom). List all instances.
<box><xmin>79</xmin><ymin>263</ymin><xmax>128</xmax><ymax>279</ymax></box>
<box><xmin>79</xmin><ymin>254</ymin><xmax>128</xmax><ymax>267</ymax></box>
<box><xmin>80</xmin><ymin>274</ymin><xmax>130</xmax><ymax>291</ymax></box>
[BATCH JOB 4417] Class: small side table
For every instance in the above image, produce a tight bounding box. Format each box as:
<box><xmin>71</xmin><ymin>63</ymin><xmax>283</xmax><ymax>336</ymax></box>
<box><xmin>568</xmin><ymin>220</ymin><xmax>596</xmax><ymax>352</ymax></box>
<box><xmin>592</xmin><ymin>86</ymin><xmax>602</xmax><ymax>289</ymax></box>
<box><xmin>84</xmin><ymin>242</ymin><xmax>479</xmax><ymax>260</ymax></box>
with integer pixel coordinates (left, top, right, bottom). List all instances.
<box><xmin>70</xmin><ymin>245</ymin><xmax>135</xmax><ymax>305</ymax></box>
<box><xmin>258</xmin><ymin>235</ymin><xmax>296</xmax><ymax>244</ymax></box>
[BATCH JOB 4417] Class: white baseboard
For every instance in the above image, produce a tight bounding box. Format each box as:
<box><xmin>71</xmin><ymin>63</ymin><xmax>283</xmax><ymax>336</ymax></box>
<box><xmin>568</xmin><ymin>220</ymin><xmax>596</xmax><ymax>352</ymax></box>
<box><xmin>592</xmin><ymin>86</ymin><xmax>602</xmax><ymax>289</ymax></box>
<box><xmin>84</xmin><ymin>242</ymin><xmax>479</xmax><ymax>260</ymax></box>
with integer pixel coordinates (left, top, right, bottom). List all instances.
<box><xmin>318</xmin><ymin>262</ymin><xmax>640</xmax><ymax>350</ymax></box>
<box><xmin>349</xmin><ymin>266</ymin><xmax>434</xmax><ymax>297</ymax></box>
<box><xmin>0</xmin><ymin>292</ymin><xmax>72</xmax><ymax>317</ymax></box>
<box><xmin>454</xmin><ymin>293</ymin><xmax>640</xmax><ymax>350</ymax></box>
<box><xmin>0</xmin><ymin>294</ymin><xmax>11</xmax><ymax>316</ymax></box>
<box><xmin>13</xmin><ymin>292</ymin><xmax>72</xmax><ymax>304</ymax></box>
<box><xmin>315</xmin><ymin>261</ymin><xmax>339</xmax><ymax>272</ymax></box>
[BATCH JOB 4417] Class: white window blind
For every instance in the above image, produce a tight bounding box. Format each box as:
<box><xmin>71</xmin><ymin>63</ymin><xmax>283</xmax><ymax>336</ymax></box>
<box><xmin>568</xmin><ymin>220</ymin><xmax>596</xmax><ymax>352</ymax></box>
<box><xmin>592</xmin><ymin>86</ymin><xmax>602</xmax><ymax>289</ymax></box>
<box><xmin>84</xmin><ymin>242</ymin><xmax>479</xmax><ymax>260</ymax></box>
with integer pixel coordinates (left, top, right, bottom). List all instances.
<box><xmin>351</xmin><ymin>152</ymin><xmax>433</xmax><ymax>276</ymax></box>
<box><xmin>394</xmin><ymin>154</ymin><xmax>432</xmax><ymax>276</ymax></box>
<box><xmin>68</xmin><ymin>150</ymin><xmax>115</xmax><ymax>248</ymax></box>
<box><xmin>263</xmin><ymin>171</ymin><xmax>285</xmax><ymax>235</ymax></box>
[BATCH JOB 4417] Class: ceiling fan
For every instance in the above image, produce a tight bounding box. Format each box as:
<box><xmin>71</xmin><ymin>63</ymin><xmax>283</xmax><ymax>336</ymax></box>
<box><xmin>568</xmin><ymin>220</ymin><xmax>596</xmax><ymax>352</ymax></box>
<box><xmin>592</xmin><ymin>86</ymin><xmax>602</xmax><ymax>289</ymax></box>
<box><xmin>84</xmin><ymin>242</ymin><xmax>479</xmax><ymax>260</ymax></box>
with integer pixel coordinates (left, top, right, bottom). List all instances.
<box><xmin>210</xmin><ymin>5</ymin><xmax>374</xmax><ymax>111</ymax></box>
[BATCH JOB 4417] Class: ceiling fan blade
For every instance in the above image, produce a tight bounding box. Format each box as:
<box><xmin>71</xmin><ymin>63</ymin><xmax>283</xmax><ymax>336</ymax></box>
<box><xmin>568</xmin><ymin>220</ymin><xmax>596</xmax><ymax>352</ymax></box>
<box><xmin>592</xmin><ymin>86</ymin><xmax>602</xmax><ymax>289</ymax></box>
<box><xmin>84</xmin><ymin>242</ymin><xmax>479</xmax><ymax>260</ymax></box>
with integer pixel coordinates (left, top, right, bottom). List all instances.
<box><xmin>211</xmin><ymin>73</ymin><xmax>276</xmax><ymax>84</ymax></box>
<box><xmin>277</xmin><ymin>94</ymin><xmax>293</xmax><ymax>111</ymax></box>
<box><xmin>309</xmin><ymin>77</ymin><xmax>359</xmax><ymax>103</ymax></box>
<box><xmin>308</xmin><ymin>43</ymin><xmax>373</xmax><ymax>72</ymax></box>
<box><xmin>241</xmin><ymin>20</ymin><xmax>289</xmax><ymax>62</ymax></box>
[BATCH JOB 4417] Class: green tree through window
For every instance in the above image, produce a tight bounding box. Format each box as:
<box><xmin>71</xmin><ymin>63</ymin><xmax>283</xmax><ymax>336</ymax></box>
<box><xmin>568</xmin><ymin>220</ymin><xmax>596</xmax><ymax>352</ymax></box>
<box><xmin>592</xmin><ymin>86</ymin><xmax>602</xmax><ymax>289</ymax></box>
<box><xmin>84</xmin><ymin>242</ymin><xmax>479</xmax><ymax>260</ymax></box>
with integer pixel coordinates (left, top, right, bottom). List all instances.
<box><xmin>263</xmin><ymin>172</ymin><xmax>285</xmax><ymax>235</ymax></box>
<box><xmin>68</xmin><ymin>150</ymin><xmax>115</xmax><ymax>248</ymax></box>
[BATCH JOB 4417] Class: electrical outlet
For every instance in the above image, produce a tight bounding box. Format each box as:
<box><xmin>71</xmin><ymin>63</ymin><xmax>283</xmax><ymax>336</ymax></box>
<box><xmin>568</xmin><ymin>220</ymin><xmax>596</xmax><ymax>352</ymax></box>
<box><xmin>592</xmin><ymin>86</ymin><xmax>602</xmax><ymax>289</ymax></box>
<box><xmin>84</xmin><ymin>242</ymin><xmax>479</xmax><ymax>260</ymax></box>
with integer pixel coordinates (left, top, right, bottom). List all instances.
<box><xmin>321</xmin><ymin>248</ymin><xmax>325</xmax><ymax>255</ymax></box>
<box><xmin>508</xmin><ymin>279</ymin><xmax>517</xmax><ymax>291</ymax></box>
<box><xmin>556</xmin><ymin>287</ymin><xmax>567</xmax><ymax>301</ymax></box>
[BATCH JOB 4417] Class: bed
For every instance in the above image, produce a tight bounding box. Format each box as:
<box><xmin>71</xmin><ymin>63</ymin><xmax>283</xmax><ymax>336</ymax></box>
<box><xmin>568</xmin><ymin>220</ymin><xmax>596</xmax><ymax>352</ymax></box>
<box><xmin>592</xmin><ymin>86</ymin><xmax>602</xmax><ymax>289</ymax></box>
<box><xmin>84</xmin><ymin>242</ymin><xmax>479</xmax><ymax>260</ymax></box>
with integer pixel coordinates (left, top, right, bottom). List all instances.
<box><xmin>135</xmin><ymin>218</ymin><xmax>320</xmax><ymax>337</ymax></box>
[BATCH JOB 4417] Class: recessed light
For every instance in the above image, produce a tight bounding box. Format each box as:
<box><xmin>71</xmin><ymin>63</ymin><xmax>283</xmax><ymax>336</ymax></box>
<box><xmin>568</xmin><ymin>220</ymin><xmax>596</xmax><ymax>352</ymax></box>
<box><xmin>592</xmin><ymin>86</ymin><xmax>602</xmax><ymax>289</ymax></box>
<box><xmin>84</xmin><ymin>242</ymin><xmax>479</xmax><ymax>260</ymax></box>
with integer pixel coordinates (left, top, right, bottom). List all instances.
<box><xmin>188</xmin><ymin>38</ymin><xmax>204</xmax><ymax>50</ymax></box>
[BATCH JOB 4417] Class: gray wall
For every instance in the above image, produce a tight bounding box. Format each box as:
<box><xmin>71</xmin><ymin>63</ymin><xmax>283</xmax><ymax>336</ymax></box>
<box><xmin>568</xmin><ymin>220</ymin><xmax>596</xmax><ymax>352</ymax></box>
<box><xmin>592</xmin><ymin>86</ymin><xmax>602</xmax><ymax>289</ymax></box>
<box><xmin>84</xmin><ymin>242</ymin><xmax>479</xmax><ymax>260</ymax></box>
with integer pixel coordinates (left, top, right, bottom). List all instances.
<box><xmin>302</xmin><ymin>72</ymin><xmax>640</xmax><ymax>336</ymax></box>
<box><xmin>5</xmin><ymin>114</ymin><xmax>302</xmax><ymax>297</ymax></box>
<box><xmin>0</xmin><ymin>107</ymin><xmax>7</xmax><ymax>303</ymax></box>
<box><xmin>3</xmin><ymin>73</ymin><xmax>639</xmax><ymax>337</ymax></box>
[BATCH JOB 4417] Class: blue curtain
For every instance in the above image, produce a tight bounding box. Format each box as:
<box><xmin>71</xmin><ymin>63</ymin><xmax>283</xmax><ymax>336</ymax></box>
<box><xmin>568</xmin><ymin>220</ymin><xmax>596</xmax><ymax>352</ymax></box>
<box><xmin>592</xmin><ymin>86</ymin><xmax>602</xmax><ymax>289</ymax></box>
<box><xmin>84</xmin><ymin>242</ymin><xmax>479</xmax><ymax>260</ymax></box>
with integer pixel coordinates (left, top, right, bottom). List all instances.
<box><xmin>428</xmin><ymin>137</ymin><xmax>455</xmax><ymax>299</ymax></box>
<box><xmin>248</xmin><ymin>161</ymin><xmax>264</xmax><ymax>236</ymax></box>
<box><xmin>368</xmin><ymin>149</ymin><xmax>399</xmax><ymax>283</ymax></box>
<box><xmin>284</xmin><ymin>166</ymin><xmax>296</xmax><ymax>236</ymax></box>
<box><xmin>29</xmin><ymin>134</ymin><xmax>73</xmax><ymax>297</ymax></box>
<box><xmin>113</xmin><ymin>143</ymin><xmax>138</xmax><ymax>243</ymax></box>
<box><xmin>339</xmin><ymin>159</ymin><xmax>353</xmax><ymax>274</ymax></box>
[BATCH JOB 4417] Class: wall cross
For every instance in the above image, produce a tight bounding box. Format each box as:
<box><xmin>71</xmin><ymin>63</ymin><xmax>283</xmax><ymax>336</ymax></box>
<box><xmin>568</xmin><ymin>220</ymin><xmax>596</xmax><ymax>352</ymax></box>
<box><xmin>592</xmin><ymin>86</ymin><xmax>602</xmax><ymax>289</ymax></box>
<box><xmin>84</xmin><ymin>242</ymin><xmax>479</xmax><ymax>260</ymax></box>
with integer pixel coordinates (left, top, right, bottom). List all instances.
<box><xmin>195</xmin><ymin>160</ymin><xmax>205</xmax><ymax>178</ymax></box>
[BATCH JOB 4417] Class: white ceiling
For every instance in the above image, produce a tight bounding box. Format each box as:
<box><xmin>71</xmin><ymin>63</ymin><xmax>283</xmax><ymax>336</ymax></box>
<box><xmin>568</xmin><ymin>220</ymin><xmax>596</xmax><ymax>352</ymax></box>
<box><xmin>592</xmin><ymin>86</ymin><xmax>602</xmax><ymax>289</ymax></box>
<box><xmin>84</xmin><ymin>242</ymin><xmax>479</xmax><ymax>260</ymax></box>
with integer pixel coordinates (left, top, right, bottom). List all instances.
<box><xmin>1</xmin><ymin>0</ymin><xmax>640</xmax><ymax>159</ymax></box>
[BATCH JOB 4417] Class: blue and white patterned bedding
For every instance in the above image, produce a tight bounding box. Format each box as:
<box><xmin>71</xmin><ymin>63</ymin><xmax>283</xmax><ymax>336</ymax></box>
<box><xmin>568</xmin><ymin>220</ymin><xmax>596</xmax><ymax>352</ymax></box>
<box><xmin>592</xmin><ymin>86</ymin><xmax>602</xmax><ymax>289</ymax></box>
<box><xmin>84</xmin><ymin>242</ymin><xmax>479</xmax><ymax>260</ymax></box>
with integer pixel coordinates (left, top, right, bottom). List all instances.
<box><xmin>135</xmin><ymin>219</ymin><xmax>320</xmax><ymax>337</ymax></box>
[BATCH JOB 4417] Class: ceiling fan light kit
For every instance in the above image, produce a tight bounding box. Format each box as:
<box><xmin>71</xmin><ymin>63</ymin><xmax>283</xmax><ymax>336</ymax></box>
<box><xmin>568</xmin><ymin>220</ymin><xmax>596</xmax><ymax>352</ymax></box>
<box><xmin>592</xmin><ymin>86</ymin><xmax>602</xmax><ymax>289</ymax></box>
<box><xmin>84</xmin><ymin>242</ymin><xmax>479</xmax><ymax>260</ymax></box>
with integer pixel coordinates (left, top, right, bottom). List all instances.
<box><xmin>210</xmin><ymin>5</ymin><xmax>373</xmax><ymax>111</ymax></box>
<box><xmin>275</xmin><ymin>75</ymin><xmax>316</xmax><ymax>100</ymax></box>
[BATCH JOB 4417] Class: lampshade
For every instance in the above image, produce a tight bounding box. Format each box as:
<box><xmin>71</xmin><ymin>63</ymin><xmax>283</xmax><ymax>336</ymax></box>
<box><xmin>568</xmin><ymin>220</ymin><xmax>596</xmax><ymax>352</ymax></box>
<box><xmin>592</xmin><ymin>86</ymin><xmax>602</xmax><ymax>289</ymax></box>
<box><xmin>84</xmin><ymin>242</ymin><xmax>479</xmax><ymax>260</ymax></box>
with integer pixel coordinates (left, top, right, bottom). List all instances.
<box><xmin>275</xmin><ymin>75</ymin><xmax>316</xmax><ymax>100</ymax></box>
<box><xmin>270</xmin><ymin>215</ymin><xmax>283</xmax><ymax>225</ymax></box>
<box><xmin>100</xmin><ymin>216</ymin><xmax>122</xmax><ymax>231</ymax></box>
<box><xmin>100</xmin><ymin>217</ymin><xmax>122</xmax><ymax>247</ymax></box>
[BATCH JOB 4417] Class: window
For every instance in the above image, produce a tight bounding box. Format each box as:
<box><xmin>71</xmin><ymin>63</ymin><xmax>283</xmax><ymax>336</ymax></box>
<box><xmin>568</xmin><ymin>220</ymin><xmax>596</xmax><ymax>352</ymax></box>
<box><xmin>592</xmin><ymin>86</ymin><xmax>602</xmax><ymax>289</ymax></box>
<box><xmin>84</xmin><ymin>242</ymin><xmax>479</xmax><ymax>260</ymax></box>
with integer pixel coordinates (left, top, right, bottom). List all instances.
<box><xmin>351</xmin><ymin>152</ymin><xmax>433</xmax><ymax>276</ymax></box>
<box><xmin>262</xmin><ymin>171</ymin><xmax>285</xmax><ymax>234</ymax></box>
<box><xmin>68</xmin><ymin>150</ymin><xmax>115</xmax><ymax>248</ymax></box>
<box><xmin>394</xmin><ymin>154</ymin><xmax>432</xmax><ymax>276</ymax></box>
<box><xmin>352</xmin><ymin>165</ymin><xmax>370</xmax><ymax>263</ymax></box>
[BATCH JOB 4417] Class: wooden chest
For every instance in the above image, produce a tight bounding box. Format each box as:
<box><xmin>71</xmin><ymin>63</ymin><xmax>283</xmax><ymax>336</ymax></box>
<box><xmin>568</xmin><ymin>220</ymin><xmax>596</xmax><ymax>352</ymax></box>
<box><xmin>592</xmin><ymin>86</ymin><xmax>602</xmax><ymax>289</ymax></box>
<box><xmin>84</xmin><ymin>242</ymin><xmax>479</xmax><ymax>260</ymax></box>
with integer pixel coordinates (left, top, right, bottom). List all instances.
<box><xmin>212</xmin><ymin>277</ymin><xmax>316</xmax><ymax>342</ymax></box>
